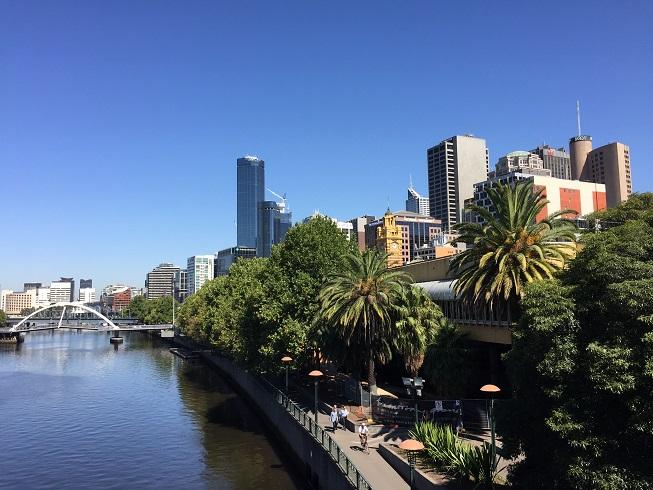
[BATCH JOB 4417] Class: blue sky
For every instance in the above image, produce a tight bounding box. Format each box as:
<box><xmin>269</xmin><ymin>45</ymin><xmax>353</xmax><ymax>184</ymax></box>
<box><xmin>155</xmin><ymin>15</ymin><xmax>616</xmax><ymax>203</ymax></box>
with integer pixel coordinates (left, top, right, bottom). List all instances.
<box><xmin>1</xmin><ymin>0</ymin><xmax>652</xmax><ymax>292</ymax></box>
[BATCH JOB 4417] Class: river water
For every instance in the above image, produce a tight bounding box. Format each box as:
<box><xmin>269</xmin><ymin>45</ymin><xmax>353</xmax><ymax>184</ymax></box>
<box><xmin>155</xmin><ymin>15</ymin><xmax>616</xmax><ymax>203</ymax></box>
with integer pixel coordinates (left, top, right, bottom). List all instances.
<box><xmin>0</xmin><ymin>330</ymin><xmax>303</xmax><ymax>489</ymax></box>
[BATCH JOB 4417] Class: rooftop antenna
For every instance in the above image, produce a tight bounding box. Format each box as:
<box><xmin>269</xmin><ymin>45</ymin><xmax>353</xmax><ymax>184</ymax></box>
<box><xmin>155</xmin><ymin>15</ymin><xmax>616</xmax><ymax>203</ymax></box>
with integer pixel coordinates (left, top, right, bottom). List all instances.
<box><xmin>387</xmin><ymin>195</ymin><xmax>391</xmax><ymax>212</ymax></box>
<box><xmin>576</xmin><ymin>100</ymin><xmax>582</xmax><ymax>136</ymax></box>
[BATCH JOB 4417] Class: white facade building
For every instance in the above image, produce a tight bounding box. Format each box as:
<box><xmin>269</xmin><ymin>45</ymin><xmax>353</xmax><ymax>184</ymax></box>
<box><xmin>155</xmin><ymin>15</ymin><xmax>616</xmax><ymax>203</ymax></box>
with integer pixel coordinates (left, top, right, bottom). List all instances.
<box><xmin>187</xmin><ymin>255</ymin><xmax>215</xmax><ymax>295</ymax></box>
<box><xmin>49</xmin><ymin>281</ymin><xmax>72</xmax><ymax>303</ymax></box>
<box><xmin>36</xmin><ymin>287</ymin><xmax>51</xmax><ymax>308</ymax></box>
<box><xmin>78</xmin><ymin>287</ymin><xmax>96</xmax><ymax>304</ymax></box>
<box><xmin>1</xmin><ymin>289</ymin><xmax>14</xmax><ymax>312</ymax></box>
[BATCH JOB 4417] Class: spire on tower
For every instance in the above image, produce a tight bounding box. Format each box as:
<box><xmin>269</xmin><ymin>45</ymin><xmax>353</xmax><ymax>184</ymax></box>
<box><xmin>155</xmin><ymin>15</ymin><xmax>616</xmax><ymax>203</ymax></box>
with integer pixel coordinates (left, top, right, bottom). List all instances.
<box><xmin>576</xmin><ymin>100</ymin><xmax>582</xmax><ymax>136</ymax></box>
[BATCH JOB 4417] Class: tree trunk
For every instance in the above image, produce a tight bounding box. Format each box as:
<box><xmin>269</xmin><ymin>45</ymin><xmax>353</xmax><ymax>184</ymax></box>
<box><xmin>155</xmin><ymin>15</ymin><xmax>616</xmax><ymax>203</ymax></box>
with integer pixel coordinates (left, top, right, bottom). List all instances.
<box><xmin>368</xmin><ymin>344</ymin><xmax>377</xmax><ymax>395</ymax></box>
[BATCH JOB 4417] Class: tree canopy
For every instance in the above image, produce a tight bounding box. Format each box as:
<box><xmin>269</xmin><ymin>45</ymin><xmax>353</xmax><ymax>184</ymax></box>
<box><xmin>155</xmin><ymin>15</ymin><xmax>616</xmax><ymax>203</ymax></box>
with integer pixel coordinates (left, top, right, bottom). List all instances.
<box><xmin>451</xmin><ymin>180</ymin><xmax>577</xmax><ymax>309</ymax></box>
<box><xmin>499</xmin><ymin>216</ymin><xmax>653</xmax><ymax>488</ymax></box>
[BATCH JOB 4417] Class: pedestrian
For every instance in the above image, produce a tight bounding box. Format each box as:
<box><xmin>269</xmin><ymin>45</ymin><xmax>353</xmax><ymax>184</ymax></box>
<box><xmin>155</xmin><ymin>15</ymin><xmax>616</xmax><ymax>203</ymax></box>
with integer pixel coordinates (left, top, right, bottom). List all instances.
<box><xmin>330</xmin><ymin>405</ymin><xmax>339</xmax><ymax>431</ymax></box>
<box><xmin>339</xmin><ymin>405</ymin><xmax>349</xmax><ymax>430</ymax></box>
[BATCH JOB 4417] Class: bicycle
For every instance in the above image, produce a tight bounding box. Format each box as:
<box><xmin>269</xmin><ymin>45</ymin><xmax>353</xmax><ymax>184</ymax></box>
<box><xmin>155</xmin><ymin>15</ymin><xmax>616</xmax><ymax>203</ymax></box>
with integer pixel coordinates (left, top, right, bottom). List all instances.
<box><xmin>359</xmin><ymin>434</ymin><xmax>369</xmax><ymax>454</ymax></box>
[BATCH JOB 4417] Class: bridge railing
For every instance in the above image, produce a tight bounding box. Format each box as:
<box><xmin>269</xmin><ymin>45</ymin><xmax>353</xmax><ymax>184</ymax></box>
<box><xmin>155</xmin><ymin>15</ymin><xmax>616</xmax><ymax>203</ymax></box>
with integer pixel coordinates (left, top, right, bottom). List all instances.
<box><xmin>263</xmin><ymin>379</ymin><xmax>372</xmax><ymax>490</ymax></box>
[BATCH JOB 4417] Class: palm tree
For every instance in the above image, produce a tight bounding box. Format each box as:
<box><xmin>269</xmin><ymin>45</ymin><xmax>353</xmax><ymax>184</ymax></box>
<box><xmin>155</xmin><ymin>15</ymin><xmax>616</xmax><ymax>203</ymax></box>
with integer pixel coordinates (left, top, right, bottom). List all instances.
<box><xmin>450</xmin><ymin>180</ymin><xmax>577</xmax><ymax>309</ymax></box>
<box><xmin>393</xmin><ymin>286</ymin><xmax>443</xmax><ymax>377</ymax></box>
<box><xmin>316</xmin><ymin>249</ymin><xmax>409</xmax><ymax>395</ymax></box>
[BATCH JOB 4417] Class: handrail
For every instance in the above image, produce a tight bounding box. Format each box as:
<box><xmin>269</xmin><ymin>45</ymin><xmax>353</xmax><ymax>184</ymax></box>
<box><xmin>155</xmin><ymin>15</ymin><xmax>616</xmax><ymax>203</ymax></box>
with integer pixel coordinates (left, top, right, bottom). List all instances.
<box><xmin>263</xmin><ymin>379</ymin><xmax>372</xmax><ymax>490</ymax></box>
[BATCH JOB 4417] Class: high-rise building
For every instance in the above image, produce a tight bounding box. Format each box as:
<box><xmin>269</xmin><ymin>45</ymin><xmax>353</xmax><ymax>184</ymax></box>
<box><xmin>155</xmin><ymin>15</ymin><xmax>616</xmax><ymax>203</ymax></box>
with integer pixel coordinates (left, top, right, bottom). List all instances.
<box><xmin>427</xmin><ymin>135</ymin><xmax>489</xmax><ymax>231</ymax></box>
<box><xmin>1</xmin><ymin>289</ymin><xmax>14</xmax><ymax>312</ymax></box>
<box><xmin>145</xmin><ymin>263</ymin><xmax>180</xmax><ymax>299</ymax></box>
<box><xmin>36</xmin><ymin>287</ymin><xmax>50</xmax><ymax>308</ymax></box>
<box><xmin>4</xmin><ymin>290</ymin><xmax>36</xmax><ymax>315</ymax></box>
<box><xmin>348</xmin><ymin>215</ymin><xmax>376</xmax><ymax>251</ymax></box>
<box><xmin>24</xmin><ymin>282</ymin><xmax>42</xmax><ymax>291</ymax></box>
<box><xmin>78</xmin><ymin>288</ymin><xmax>96</xmax><ymax>304</ymax></box>
<box><xmin>50</xmin><ymin>280</ymin><xmax>73</xmax><ymax>303</ymax></box>
<box><xmin>257</xmin><ymin>197</ymin><xmax>292</xmax><ymax>258</ymax></box>
<box><xmin>585</xmin><ymin>143</ymin><xmax>632</xmax><ymax>208</ymax></box>
<box><xmin>214</xmin><ymin>246</ymin><xmax>257</xmax><ymax>276</ymax></box>
<box><xmin>237</xmin><ymin>156</ymin><xmax>265</xmax><ymax>249</ymax></box>
<box><xmin>187</xmin><ymin>255</ymin><xmax>215</xmax><ymax>295</ymax></box>
<box><xmin>58</xmin><ymin>277</ymin><xmax>75</xmax><ymax>302</ymax></box>
<box><xmin>365</xmin><ymin>211</ymin><xmax>443</xmax><ymax>266</ymax></box>
<box><xmin>530</xmin><ymin>145</ymin><xmax>571</xmax><ymax>180</ymax></box>
<box><xmin>174</xmin><ymin>269</ymin><xmax>188</xmax><ymax>303</ymax></box>
<box><xmin>495</xmin><ymin>151</ymin><xmax>550</xmax><ymax>177</ymax></box>
<box><xmin>569</xmin><ymin>135</ymin><xmax>632</xmax><ymax>208</ymax></box>
<box><xmin>80</xmin><ymin>279</ymin><xmax>92</xmax><ymax>289</ymax></box>
<box><xmin>406</xmin><ymin>187</ymin><xmax>430</xmax><ymax>216</ymax></box>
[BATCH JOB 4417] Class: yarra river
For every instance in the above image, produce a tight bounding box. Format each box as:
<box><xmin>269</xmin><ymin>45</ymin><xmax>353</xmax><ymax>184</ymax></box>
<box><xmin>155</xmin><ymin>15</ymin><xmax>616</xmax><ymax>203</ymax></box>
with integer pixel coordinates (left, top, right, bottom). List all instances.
<box><xmin>0</xmin><ymin>331</ymin><xmax>303</xmax><ymax>489</ymax></box>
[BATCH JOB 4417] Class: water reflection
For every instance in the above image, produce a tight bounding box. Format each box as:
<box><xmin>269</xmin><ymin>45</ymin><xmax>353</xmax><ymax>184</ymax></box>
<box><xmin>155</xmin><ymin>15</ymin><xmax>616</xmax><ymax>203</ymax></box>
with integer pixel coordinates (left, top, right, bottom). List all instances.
<box><xmin>0</xmin><ymin>331</ymin><xmax>302</xmax><ymax>490</ymax></box>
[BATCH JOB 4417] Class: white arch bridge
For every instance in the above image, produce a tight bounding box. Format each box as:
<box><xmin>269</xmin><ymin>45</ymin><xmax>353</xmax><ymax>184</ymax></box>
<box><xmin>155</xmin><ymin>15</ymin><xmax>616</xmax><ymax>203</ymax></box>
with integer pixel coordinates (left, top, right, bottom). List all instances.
<box><xmin>8</xmin><ymin>302</ymin><xmax>172</xmax><ymax>334</ymax></box>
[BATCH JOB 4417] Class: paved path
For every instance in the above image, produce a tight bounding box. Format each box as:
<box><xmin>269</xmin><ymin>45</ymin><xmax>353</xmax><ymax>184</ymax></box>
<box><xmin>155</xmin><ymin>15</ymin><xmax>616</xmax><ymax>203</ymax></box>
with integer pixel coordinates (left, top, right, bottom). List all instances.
<box><xmin>309</xmin><ymin>408</ymin><xmax>410</xmax><ymax>490</ymax></box>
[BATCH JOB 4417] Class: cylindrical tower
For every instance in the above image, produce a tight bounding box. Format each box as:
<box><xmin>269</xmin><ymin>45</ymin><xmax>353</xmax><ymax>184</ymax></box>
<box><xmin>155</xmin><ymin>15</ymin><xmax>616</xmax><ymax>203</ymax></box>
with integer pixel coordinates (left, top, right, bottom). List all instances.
<box><xmin>569</xmin><ymin>135</ymin><xmax>592</xmax><ymax>180</ymax></box>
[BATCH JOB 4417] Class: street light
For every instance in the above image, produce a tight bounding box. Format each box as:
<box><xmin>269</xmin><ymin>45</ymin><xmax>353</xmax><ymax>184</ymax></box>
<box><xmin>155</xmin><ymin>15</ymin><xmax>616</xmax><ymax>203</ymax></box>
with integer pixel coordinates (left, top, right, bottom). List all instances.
<box><xmin>399</xmin><ymin>438</ymin><xmax>424</xmax><ymax>489</ymax></box>
<box><xmin>281</xmin><ymin>356</ymin><xmax>292</xmax><ymax>396</ymax></box>
<box><xmin>402</xmin><ymin>376</ymin><xmax>424</xmax><ymax>427</ymax></box>
<box><xmin>480</xmin><ymin>384</ymin><xmax>501</xmax><ymax>471</ymax></box>
<box><xmin>308</xmin><ymin>370</ymin><xmax>323</xmax><ymax>428</ymax></box>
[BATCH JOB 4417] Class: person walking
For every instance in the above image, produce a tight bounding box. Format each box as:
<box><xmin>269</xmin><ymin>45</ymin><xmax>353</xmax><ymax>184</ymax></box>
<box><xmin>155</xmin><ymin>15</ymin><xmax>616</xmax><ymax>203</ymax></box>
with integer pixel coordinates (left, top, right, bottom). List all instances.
<box><xmin>339</xmin><ymin>405</ymin><xmax>349</xmax><ymax>430</ymax></box>
<box><xmin>330</xmin><ymin>405</ymin><xmax>339</xmax><ymax>431</ymax></box>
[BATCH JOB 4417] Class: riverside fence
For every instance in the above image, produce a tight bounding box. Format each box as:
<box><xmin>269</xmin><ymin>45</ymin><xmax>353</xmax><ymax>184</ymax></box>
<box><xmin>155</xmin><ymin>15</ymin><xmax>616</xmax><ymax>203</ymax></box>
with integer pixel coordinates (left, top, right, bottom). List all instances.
<box><xmin>265</xmin><ymin>380</ymin><xmax>372</xmax><ymax>490</ymax></box>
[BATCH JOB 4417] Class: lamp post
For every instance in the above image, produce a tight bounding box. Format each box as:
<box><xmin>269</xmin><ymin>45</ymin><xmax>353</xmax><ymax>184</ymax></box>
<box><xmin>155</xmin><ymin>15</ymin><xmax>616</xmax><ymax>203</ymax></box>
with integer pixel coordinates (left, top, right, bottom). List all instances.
<box><xmin>281</xmin><ymin>356</ymin><xmax>292</xmax><ymax>396</ymax></box>
<box><xmin>308</xmin><ymin>370</ymin><xmax>323</xmax><ymax>429</ymax></box>
<box><xmin>480</xmin><ymin>384</ymin><xmax>501</xmax><ymax>470</ymax></box>
<box><xmin>399</xmin><ymin>438</ymin><xmax>424</xmax><ymax>489</ymax></box>
<box><xmin>402</xmin><ymin>376</ymin><xmax>424</xmax><ymax>427</ymax></box>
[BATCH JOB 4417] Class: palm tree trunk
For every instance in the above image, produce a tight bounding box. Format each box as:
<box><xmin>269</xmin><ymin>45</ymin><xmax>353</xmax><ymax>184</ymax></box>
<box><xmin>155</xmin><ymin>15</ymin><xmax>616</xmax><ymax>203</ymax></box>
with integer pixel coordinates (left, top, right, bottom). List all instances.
<box><xmin>368</xmin><ymin>348</ymin><xmax>377</xmax><ymax>395</ymax></box>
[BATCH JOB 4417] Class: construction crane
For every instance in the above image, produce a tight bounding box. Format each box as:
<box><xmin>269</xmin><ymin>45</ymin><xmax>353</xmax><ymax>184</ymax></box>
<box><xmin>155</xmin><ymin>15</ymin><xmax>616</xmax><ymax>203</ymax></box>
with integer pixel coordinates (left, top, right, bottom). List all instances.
<box><xmin>266</xmin><ymin>188</ymin><xmax>288</xmax><ymax>212</ymax></box>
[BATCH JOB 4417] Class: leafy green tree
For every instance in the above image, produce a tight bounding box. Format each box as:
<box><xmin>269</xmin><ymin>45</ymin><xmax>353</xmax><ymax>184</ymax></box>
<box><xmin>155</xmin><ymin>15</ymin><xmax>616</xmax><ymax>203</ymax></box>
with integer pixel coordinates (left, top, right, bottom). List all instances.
<box><xmin>392</xmin><ymin>286</ymin><xmax>443</xmax><ymax>376</ymax></box>
<box><xmin>499</xmin><ymin>218</ymin><xmax>653</xmax><ymax>488</ymax></box>
<box><xmin>451</xmin><ymin>180</ymin><xmax>577</xmax><ymax>309</ymax></box>
<box><xmin>316</xmin><ymin>249</ymin><xmax>409</xmax><ymax>394</ymax></box>
<box><xmin>143</xmin><ymin>296</ymin><xmax>177</xmax><ymax>324</ymax></box>
<box><xmin>127</xmin><ymin>295</ymin><xmax>148</xmax><ymax>322</ymax></box>
<box><xmin>0</xmin><ymin>309</ymin><xmax>6</xmax><ymax>326</ymax></box>
<box><xmin>422</xmin><ymin>320</ymin><xmax>473</xmax><ymax>398</ymax></box>
<box><xmin>587</xmin><ymin>192</ymin><xmax>653</xmax><ymax>227</ymax></box>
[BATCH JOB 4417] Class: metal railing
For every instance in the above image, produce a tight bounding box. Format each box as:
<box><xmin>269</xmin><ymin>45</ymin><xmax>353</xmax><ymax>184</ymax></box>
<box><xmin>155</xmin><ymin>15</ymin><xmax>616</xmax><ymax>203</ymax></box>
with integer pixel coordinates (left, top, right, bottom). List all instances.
<box><xmin>265</xmin><ymin>380</ymin><xmax>372</xmax><ymax>490</ymax></box>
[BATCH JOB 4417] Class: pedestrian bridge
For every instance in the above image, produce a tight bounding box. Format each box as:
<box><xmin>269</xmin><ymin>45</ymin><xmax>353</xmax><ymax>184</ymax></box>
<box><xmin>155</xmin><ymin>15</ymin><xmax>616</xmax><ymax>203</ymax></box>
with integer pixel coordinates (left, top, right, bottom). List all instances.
<box><xmin>6</xmin><ymin>302</ymin><xmax>172</xmax><ymax>333</ymax></box>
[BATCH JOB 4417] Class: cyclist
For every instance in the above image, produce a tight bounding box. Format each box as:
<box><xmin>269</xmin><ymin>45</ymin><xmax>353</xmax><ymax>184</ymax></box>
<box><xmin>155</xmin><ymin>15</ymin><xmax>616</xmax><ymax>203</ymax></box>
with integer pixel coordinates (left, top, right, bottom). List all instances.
<box><xmin>358</xmin><ymin>422</ymin><xmax>369</xmax><ymax>452</ymax></box>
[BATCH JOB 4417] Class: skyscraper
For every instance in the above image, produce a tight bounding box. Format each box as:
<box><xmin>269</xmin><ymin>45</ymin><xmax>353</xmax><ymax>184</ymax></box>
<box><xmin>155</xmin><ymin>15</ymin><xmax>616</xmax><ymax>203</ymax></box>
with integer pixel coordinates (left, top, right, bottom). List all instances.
<box><xmin>59</xmin><ymin>277</ymin><xmax>75</xmax><ymax>302</ymax></box>
<box><xmin>256</xmin><ymin>196</ymin><xmax>292</xmax><ymax>258</ymax></box>
<box><xmin>530</xmin><ymin>145</ymin><xmax>571</xmax><ymax>180</ymax></box>
<box><xmin>406</xmin><ymin>186</ymin><xmax>430</xmax><ymax>216</ymax></box>
<box><xmin>237</xmin><ymin>156</ymin><xmax>265</xmax><ymax>249</ymax></box>
<box><xmin>145</xmin><ymin>263</ymin><xmax>180</xmax><ymax>299</ymax></box>
<box><xmin>80</xmin><ymin>279</ymin><xmax>92</xmax><ymax>289</ymax></box>
<box><xmin>174</xmin><ymin>269</ymin><xmax>188</xmax><ymax>303</ymax></box>
<box><xmin>187</xmin><ymin>255</ymin><xmax>215</xmax><ymax>295</ymax></box>
<box><xmin>427</xmin><ymin>135</ymin><xmax>488</xmax><ymax>231</ymax></box>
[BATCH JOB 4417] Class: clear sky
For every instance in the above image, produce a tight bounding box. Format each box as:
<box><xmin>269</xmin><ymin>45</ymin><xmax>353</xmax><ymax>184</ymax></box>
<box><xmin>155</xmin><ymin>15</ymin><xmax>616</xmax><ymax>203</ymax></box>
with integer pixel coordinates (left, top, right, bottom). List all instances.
<box><xmin>1</xmin><ymin>0</ymin><xmax>652</xmax><ymax>292</ymax></box>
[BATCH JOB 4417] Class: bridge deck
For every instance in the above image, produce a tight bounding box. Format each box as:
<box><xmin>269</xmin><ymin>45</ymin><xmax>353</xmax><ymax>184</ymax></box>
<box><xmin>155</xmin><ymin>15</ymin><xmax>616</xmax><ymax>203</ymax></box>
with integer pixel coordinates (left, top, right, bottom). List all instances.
<box><xmin>0</xmin><ymin>325</ymin><xmax>173</xmax><ymax>334</ymax></box>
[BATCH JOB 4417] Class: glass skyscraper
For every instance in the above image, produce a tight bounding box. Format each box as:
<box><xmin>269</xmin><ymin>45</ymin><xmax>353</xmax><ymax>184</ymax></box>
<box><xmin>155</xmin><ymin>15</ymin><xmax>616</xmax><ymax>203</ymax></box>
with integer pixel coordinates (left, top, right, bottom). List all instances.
<box><xmin>257</xmin><ymin>200</ymin><xmax>292</xmax><ymax>257</ymax></box>
<box><xmin>237</xmin><ymin>156</ymin><xmax>265</xmax><ymax>248</ymax></box>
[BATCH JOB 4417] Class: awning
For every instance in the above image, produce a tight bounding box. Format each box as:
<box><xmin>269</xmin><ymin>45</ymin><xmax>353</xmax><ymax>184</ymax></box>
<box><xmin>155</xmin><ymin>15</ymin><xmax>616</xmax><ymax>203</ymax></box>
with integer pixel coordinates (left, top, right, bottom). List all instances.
<box><xmin>413</xmin><ymin>279</ymin><xmax>458</xmax><ymax>301</ymax></box>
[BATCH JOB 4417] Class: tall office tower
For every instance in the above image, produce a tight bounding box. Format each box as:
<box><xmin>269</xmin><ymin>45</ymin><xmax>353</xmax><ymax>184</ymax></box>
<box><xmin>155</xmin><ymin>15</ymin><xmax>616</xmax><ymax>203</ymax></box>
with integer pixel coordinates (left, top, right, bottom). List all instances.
<box><xmin>145</xmin><ymin>263</ymin><xmax>180</xmax><ymax>299</ymax></box>
<box><xmin>569</xmin><ymin>135</ymin><xmax>593</xmax><ymax>180</ymax></box>
<box><xmin>348</xmin><ymin>215</ymin><xmax>376</xmax><ymax>251</ymax></box>
<box><xmin>530</xmin><ymin>145</ymin><xmax>572</xmax><ymax>180</ymax></box>
<box><xmin>59</xmin><ymin>277</ymin><xmax>75</xmax><ymax>302</ymax></box>
<box><xmin>585</xmin><ymin>142</ymin><xmax>632</xmax><ymax>208</ymax></box>
<box><xmin>24</xmin><ymin>282</ymin><xmax>42</xmax><ymax>291</ymax></box>
<box><xmin>187</xmin><ymin>255</ymin><xmax>215</xmax><ymax>295</ymax></box>
<box><xmin>406</xmin><ymin>187</ymin><xmax>430</xmax><ymax>216</ymax></box>
<box><xmin>50</xmin><ymin>280</ymin><xmax>73</xmax><ymax>303</ymax></box>
<box><xmin>214</xmin><ymin>246</ymin><xmax>256</xmax><ymax>276</ymax></box>
<box><xmin>495</xmin><ymin>151</ymin><xmax>550</xmax><ymax>177</ymax></box>
<box><xmin>80</xmin><ymin>279</ymin><xmax>92</xmax><ymax>289</ymax></box>
<box><xmin>256</xmin><ymin>197</ymin><xmax>292</xmax><ymax>258</ymax></box>
<box><xmin>78</xmin><ymin>288</ymin><xmax>96</xmax><ymax>304</ymax></box>
<box><xmin>174</xmin><ymin>269</ymin><xmax>188</xmax><ymax>303</ymax></box>
<box><xmin>427</xmin><ymin>135</ymin><xmax>489</xmax><ymax>231</ymax></box>
<box><xmin>36</xmin><ymin>288</ymin><xmax>50</xmax><ymax>308</ymax></box>
<box><xmin>237</xmin><ymin>156</ymin><xmax>265</xmax><ymax>249</ymax></box>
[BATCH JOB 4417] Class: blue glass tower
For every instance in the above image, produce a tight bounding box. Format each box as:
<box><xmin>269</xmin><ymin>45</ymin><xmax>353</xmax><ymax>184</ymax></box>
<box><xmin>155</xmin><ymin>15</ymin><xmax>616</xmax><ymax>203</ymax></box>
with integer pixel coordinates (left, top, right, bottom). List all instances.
<box><xmin>237</xmin><ymin>156</ymin><xmax>265</xmax><ymax>248</ymax></box>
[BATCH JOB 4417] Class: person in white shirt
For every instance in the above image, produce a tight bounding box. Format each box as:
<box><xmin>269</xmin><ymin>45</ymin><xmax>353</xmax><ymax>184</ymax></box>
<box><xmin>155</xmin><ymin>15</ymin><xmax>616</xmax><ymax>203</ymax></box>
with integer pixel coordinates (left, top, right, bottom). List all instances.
<box><xmin>330</xmin><ymin>406</ymin><xmax>339</xmax><ymax>431</ymax></box>
<box><xmin>358</xmin><ymin>422</ymin><xmax>369</xmax><ymax>449</ymax></box>
<box><xmin>338</xmin><ymin>406</ymin><xmax>349</xmax><ymax>430</ymax></box>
